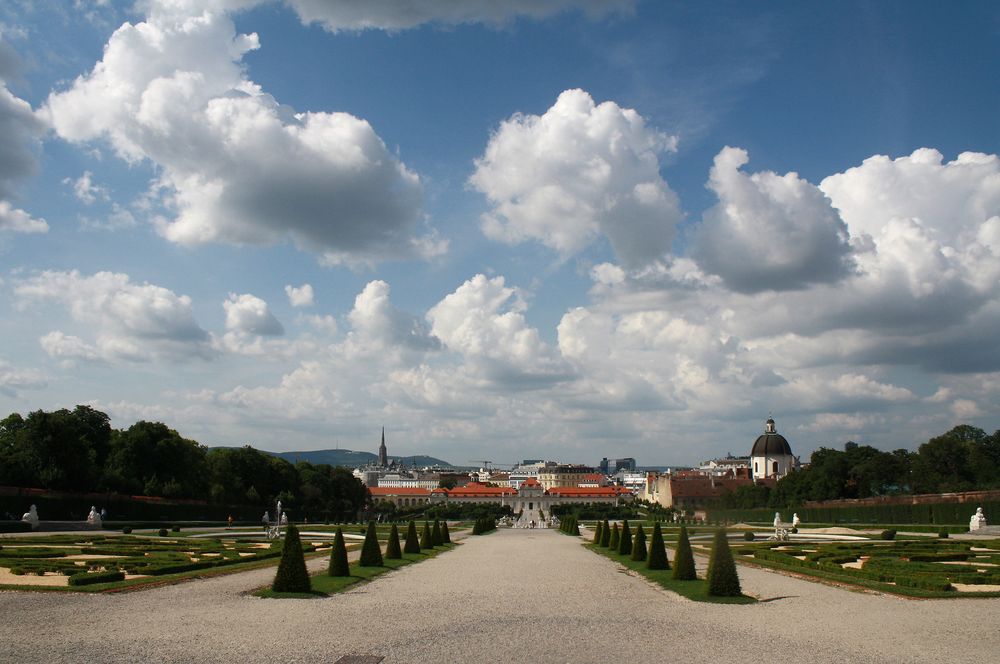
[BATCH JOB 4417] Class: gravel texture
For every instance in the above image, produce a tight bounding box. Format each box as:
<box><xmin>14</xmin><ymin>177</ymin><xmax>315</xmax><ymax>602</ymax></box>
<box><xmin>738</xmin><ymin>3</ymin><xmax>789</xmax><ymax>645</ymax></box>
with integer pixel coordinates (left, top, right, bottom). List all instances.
<box><xmin>2</xmin><ymin>528</ymin><xmax>999</xmax><ymax>663</ymax></box>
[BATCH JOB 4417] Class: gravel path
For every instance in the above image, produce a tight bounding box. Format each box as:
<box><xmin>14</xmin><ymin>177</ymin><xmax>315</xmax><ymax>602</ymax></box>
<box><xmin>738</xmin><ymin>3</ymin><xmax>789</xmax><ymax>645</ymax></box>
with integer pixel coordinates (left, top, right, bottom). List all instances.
<box><xmin>2</xmin><ymin>528</ymin><xmax>998</xmax><ymax>663</ymax></box>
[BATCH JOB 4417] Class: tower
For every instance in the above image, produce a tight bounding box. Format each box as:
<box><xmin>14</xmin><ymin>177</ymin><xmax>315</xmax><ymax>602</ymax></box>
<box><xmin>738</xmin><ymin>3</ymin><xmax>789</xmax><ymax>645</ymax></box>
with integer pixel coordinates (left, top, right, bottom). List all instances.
<box><xmin>378</xmin><ymin>427</ymin><xmax>388</xmax><ymax>467</ymax></box>
<box><xmin>750</xmin><ymin>417</ymin><xmax>796</xmax><ymax>481</ymax></box>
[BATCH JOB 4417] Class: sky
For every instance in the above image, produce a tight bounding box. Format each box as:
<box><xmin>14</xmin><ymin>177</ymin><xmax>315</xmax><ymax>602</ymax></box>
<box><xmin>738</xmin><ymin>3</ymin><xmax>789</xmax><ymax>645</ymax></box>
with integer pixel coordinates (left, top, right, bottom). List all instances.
<box><xmin>0</xmin><ymin>0</ymin><xmax>998</xmax><ymax>467</ymax></box>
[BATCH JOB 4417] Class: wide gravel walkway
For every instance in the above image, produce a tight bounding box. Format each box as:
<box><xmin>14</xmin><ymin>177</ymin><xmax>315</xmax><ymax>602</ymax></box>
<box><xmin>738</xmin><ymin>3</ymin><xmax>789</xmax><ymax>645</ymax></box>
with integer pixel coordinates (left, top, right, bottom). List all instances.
<box><xmin>2</xmin><ymin>528</ymin><xmax>998</xmax><ymax>663</ymax></box>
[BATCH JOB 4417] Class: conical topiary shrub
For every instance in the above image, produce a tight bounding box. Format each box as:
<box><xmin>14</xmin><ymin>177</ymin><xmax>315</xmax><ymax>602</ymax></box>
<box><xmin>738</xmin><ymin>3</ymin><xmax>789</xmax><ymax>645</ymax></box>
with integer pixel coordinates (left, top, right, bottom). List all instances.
<box><xmin>431</xmin><ymin>519</ymin><xmax>443</xmax><ymax>546</ymax></box>
<box><xmin>672</xmin><ymin>524</ymin><xmax>696</xmax><ymax>580</ymax></box>
<box><xmin>420</xmin><ymin>520</ymin><xmax>433</xmax><ymax>549</ymax></box>
<box><xmin>404</xmin><ymin>520</ymin><xmax>421</xmax><ymax>554</ymax></box>
<box><xmin>592</xmin><ymin>520</ymin><xmax>602</xmax><ymax>544</ymax></box>
<box><xmin>600</xmin><ymin>519</ymin><xmax>611</xmax><ymax>547</ymax></box>
<box><xmin>385</xmin><ymin>523</ymin><xmax>402</xmax><ymax>560</ymax></box>
<box><xmin>441</xmin><ymin>520</ymin><xmax>451</xmax><ymax>544</ymax></box>
<box><xmin>631</xmin><ymin>523</ymin><xmax>647</xmax><ymax>562</ymax></box>
<box><xmin>647</xmin><ymin>521</ymin><xmax>668</xmax><ymax>570</ymax></box>
<box><xmin>358</xmin><ymin>520</ymin><xmax>384</xmax><ymax>567</ymax></box>
<box><xmin>609</xmin><ymin>523</ymin><xmax>620</xmax><ymax>551</ymax></box>
<box><xmin>618</xmin><ymin>519</ymin><xmax>633</xmax><ymax>556</ymax></box>
<box><xmin>272</xmin><ymin>523</ymin><xmax>311</xmax><ymax>592</ymax></box>
<box><xmin>328</xmin><ymin>527</ymin><xmax>349</xmax><ymax>577</ymax></box>
<box><xmin>706</xmin><ymin>528</ymin><xmax>742</xmax><ymax>597</ymax></box>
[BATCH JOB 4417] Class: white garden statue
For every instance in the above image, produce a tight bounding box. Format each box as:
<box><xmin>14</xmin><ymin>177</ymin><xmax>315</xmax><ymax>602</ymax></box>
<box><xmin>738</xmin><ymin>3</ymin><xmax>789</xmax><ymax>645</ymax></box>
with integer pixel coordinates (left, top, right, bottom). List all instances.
<box><xmin>792</xmin><ymin>513</ymin><xmax>801</xmax><ymax>529</ymax></box>
<box><xmin>87</xmin><ymin>505</ymin><xmax>102</xmax><ymax>527</ymax></box>
<box><xmin>21</xmin><ymin>504</ymin><xmax>39</xmax><ymax>530</ymax></box>
<box><xmin>970</xmin><ymin>507</ymin><xmax>987</xmax><ymax>531</ymax></box>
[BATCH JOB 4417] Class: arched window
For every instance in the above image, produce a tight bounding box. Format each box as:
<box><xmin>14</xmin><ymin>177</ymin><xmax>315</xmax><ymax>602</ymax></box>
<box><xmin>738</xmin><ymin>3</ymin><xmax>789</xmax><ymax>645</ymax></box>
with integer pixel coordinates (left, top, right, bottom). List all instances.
<box><xmin>754</xmin><ymin>462</ymin><xmax>758</xmax><ymax>474</ymax></box>
<box><xmin>772</xmin><ymin>461</ymin><xmax>778</xmax><ymax>474</ymax></box>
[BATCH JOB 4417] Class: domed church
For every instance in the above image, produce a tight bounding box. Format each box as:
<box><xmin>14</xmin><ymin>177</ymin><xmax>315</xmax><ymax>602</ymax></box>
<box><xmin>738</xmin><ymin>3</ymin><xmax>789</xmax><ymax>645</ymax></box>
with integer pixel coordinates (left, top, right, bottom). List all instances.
<box><xmin>750</xmin><ymin>417</ymin><xmax>798</xmax><ymax>481</ymax></box>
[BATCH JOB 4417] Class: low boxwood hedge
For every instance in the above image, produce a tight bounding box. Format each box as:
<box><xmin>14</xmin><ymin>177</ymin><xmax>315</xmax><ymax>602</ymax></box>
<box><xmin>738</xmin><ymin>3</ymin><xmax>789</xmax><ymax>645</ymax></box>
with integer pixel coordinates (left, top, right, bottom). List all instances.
<box><xmin>68</xmin><ymin>570</ymin><xmax>125</xmax><ymax>586</ymax></box>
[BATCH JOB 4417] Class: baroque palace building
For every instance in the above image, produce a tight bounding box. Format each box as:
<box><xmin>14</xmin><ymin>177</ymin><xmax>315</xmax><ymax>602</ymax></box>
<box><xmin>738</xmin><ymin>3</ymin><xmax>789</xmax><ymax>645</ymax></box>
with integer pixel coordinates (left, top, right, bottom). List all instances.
<box><xmin>369</xmin><ymin>477</ymin><xmax>634</xmax><ymax>511</ymax></box>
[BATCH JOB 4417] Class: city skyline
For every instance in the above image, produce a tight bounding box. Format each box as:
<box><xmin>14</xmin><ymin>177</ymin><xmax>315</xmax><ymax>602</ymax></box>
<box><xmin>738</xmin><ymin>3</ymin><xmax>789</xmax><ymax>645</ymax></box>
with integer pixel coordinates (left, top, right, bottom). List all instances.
<box><xmin>1</xmin><ymin>1</ymin><xmax>998</xmax><ymax>465</ymax></box>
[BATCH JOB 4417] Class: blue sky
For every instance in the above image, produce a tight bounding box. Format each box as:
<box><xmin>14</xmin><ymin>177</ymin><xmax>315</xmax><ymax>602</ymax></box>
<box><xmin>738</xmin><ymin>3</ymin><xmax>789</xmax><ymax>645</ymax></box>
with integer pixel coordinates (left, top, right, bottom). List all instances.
<box><xmin>1</xmin><ymin>0</ymin><xmax>998</xmax><ymax>466</ymax></box>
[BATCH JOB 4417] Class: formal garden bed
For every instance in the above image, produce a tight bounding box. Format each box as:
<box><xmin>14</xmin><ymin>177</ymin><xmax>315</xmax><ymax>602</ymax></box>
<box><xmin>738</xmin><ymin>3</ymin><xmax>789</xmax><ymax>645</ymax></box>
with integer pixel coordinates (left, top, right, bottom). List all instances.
<box><xmin>0</xmin><ymin>531</ymin><xmax>357</xmax><ymax>592</ymax></box>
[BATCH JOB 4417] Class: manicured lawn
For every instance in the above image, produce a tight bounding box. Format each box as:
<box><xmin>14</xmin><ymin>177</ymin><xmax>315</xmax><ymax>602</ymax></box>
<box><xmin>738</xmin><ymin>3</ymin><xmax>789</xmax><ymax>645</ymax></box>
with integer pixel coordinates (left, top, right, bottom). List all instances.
<box><xmin>585</xmin><ymin>543</ymin><xmax>756</xmax><ymax>604</ymax></box>
<box><xmin>257</xmin><ymin>544</ymin><xmax>456</xmax><ymax>599</ymax></box>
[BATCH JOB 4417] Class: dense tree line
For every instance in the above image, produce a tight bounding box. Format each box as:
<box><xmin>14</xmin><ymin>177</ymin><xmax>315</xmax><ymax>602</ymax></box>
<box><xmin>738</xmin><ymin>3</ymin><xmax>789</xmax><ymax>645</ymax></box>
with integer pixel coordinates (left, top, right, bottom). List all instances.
<box><xmin>0</xmin><ymin>406</ymin><xmax>368</xmax><ymax>519</ymax></box>
<box><xmin>723</xmin><ymin>425</ymin><xmax>1000</xmax><ymax>509</ymax></box>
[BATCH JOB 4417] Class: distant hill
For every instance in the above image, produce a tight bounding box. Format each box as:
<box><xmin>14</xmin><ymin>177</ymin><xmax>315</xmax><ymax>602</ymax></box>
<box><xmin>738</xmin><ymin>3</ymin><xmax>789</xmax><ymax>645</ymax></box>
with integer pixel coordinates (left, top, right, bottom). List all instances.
<box><xmin>262</xmin><ymin>448</ymin><xmax>454</xmax><ymax>469</ymax></box>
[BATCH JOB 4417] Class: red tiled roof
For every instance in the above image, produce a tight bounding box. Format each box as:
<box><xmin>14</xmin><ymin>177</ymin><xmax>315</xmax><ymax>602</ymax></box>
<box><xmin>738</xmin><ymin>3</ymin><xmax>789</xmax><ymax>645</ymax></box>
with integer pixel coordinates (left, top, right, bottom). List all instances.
<box><xmin>442</xmin><ymin>482</ymin><xmax>516</xmax><ymax>497</ymax></box>
<box><xmin>545</xmin><ymin>486</ymin><xmax>633</xmax><ymax>497</ymax></box>
<box><xmin>520</xmin><ymin>477</ymin><xmax>541</xmax><ymax>487</ymax></box>
<box><xmin>582</xmin><ymin>473</ymin><xmax>606</xmax><ymax>482</ymax></box>
<box><xmin>369</xmin><ymin>487</ymin><xmax>431</xmax><ymax>496</ymax></box>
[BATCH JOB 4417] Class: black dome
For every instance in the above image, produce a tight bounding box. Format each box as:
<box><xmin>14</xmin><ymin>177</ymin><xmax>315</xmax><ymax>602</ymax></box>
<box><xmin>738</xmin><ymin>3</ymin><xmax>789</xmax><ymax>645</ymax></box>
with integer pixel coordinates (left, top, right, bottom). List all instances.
<box><xmin>751</xmin><ymin>433</ymin><xmax>792</xmax><ymax>456</ymax></box>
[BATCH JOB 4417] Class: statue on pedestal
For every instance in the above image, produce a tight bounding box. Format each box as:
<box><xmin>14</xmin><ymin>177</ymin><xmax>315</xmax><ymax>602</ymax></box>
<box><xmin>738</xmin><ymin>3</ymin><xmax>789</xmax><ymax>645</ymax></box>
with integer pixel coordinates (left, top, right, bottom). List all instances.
<box><xmin>970</xmin><ymin>507</ymin><xmax>987</xmax><ymax>531</ymax></box>
<box><xmin>87</xmin><ymin>505</ymin><xmax>102</xmax><ymax>528</ymax></box>
<box><xmin>21</xmin><ymin>505</ymin><xmax>39</xmax><ymax>530</ymax></box>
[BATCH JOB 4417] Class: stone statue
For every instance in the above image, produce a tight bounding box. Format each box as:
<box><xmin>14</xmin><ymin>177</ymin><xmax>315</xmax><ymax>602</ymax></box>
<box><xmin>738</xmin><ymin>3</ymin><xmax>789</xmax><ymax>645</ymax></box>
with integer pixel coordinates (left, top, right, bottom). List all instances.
<box><xmin>792</xmin><ymin>513</ymin><xmax>801</xmax><ymax>528</ymax></box>
<box><xmin>87</xmin><ymin>505</ymin><xmax>102</xmax><ymax>527</ymax></box>
<box><xmin>280</xmin><ymin>512</ymin><xmax>288</xmax><ymax>525</ymax></box>
<box><xmin>773</xmin><ymin>512</ymin><xmax>781</xmax><ymax>528</ymax></box>
<box><xmin>970</xmin><ymin>507</ymin><xmax>987</xmax><ymax>531</ymax></box>
<box><xmin>21</xmin><ymin>505</ymin><xmax>39</xmax><ymax>530</ymax></box>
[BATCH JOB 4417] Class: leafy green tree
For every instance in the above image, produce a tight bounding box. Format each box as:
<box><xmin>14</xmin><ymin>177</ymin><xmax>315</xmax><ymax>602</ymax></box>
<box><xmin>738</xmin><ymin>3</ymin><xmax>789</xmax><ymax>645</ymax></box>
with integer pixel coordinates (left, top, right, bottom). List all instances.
<box><xmin>706</xmin><ymin>528</ymin><xmax>741</xmax><ymax>596</ymax></box>
<box><xmin>328</xmin><ymin>527</ymin><xmax>349</xmax><ymax>576</ymax></box>
<box><xmin>609</xmin><ymin>523</ymin><xmax>620</xmax><ymax>551</ymax></box>
<box><xmin>441</xmin><ymin>520</ymin><xmax>451</xmax><ymax>544</ymax></box>
<box><xmin>359</xmin><ymin>521</ymin><xmax>383</xmax><ymax>567</ymax></box>
<box><xmin>618</xmin><ymin>519</ymin><xmax>633</xmax><ymax>555</ymax></box>
<box><xmin>672</xmin><ymin>525</ymin><xmax>696</xmax><ymax>580</ymax></box>
<box><xmin>631</xmin><ymin>523</ymin><xmax>647</xmax><ymax>562</ymax></box>
<box><xmin>385</xmin><ymin>523</ymin><xmax>402</xmax><ymax>559</ymax></box>
<box><xmin>647</xmin><ymin>521</ymin><xmax>668</xmax><ymax>570</ymax></box>
<box><xmin>431</xmin><ymin>519</ymin><xmax>443</xmax><ymax>546</ymax></box>
<box><xmin>420</xmin><ymin>520</ymin><xmax>433</xmax><ymax>549</ymax></box>
<box><xmin>404</xmin><ymin>520</ymin><xmax>421</xmax><ymax>554</ymax></box>
<box><xmin>272</xmin><ymin>523</ymin><xmax>311</xmax><ymax>592</ymax></box>
<box><xmin>600</xmin><ymin>519</ymin><xmax>611</xmax><ymax>547</ymax></box>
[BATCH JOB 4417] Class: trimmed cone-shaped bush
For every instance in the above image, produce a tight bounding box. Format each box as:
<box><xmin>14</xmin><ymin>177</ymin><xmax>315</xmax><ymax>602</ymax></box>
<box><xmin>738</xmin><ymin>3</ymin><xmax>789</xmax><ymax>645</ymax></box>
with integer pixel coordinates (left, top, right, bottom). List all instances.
<box><xmin>706</xmin><ymin>528</ymin><xmax>742</xmax><ymax>597</ymax></box>
<box><xmin>328</xmin><ymin>527</ymin><xmax>349</xmax><ymax>577</ymax></box>
<box><xmin>600</xmin><ymin>519</ymin><xmax>611</xmax><ymax>547</ymax></box>
<box><xmin>272</xmin><ymin>523</ymin><xmax>311</xmax><ymax>592</ymax></box>
<box><xmin>609</xmin><ymin>523</ymin><xmax>620</xmax><ymax>551</ymax></box>
<box><xmin>404</xmin><ymin>520</ymin><xmax>421</xmax><ymax>554</ymax></box>
<box><xmin>359</xmin><ymin>521</ymin><xmax>384</xmax><ymax>567</ymax></box>
<box><xmin>592</xmin><ymin>520</ymin><xmax>602</xmax><ymax>544</ymax></box>
<box><xmin>647</xmin><ymin>521</ymin><xmax>669</xmax><ymax>570</ymax></box>
<box><xmin>431</xmin><ymin>519</ymin><xmax>443</xmax><ymax>546</ymax></box>
<box><xmin>385</xmin><ymin>523</ymin><xmax>402</xmax><ymax>560</ymax></box>
<box><xmin>420</xmin><ymin>520</ymin><xmax>433</xmax><ymax>549</ymax></box>
<box><xmin>672</xmin><ymin>525</ymin><xmax>696</xmax><ymax>580</ymax></box>
<box><xmin>618</xmin><ymin>519</ymin><xmax>633</xmax><ymax>556</ymax></box>
<box><xmin>441</xmin><ymin>521</ymin><xmax>451</xmax><ymax>544</ymax></box>
<box><xmin>631</xmin><ymin>523</ymin><xmax>647</xmax><ymax>562</ymax></box>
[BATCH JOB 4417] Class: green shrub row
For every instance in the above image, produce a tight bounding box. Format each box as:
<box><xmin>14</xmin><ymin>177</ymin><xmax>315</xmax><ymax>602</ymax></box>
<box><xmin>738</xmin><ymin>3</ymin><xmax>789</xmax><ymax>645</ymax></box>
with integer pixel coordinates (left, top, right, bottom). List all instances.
<box><xmin>709</xmin><ymin>499</ymin><xmax>1000</xmax><ymax>526</ymax></box>
<box><xmin>558</xmin><ymin>515</ymin><xmax>580</xmax><ymax>535</ymax></box>
<box><xmin>471</xmin><ymin>517</ymin><xmax>496</xmax><ymax>535</ymax></box>
<box><xmin>67</xmin><ymin>570</ymin><xmax>125</xmax><ymax>586</ymax></box>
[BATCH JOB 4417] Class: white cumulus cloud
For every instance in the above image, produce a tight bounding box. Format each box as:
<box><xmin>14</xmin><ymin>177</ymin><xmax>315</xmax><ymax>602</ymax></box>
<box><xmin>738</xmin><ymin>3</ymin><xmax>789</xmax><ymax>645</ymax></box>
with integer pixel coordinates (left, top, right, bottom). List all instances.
<box><xmin>43</xmin><ymin>4</ymin><xmax>439</xmax><ymax>265</ymax></box>
<box><xmin>470</xmin><ymin>88</ymin><xmax>681</xmax><ymax>267</ymax></box>
<box><xmin>284</xmin><ymin>283</ymin><xmax>314</xmax><ymax>307</ymax></box>
<box><xmin>223</xmin><ymin>293</ymin><xmax>284</xmax><ymax>336</ymax></box>
<box><xmin>692</xmin><ymin>146</ymin><xmax>853</xmax><ymax>292</ymax></box>
<box><xmin>0</xmin><ymin>200</ymin><xmax>47</xmax><ymax>233</ymax></box>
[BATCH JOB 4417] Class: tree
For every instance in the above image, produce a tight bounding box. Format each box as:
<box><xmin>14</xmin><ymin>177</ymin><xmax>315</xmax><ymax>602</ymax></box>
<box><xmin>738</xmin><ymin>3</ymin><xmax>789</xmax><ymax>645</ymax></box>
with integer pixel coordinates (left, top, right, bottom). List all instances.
<box><xmin>618</xmin><ymin>519</ymin><xmax>633</xmax><ymax>556</ymax></box>
<box><xmin>647</xmin><ymin>521</ymin><xmax>668</xmax><ymax>570</ymax></box>
<box><xmin>672</xmin><ymin>525</ymin><xmax>696</xmax><ymax>580</ymax></box>
<box><xmin>631</xmin><ymin>523</ymin><xmax>647</xmax><ymax>562</ymax></box>
<box><xmin>420</xmin><ymin>520</ymin><xmax>433</xmax><ymax>549</ymax></box>
<box><xmin>600</xmin><ymin>519</ymin><xmax>611</xmax><ymax>547</ymax></box>
<box><xmin>438</xmin><ymin>477</ymin><xmax>457</xmax><ymax>490</ymax></box>
<box><xmin>592</xmin><ymin>520</ymin><xmax>602</xmax><ymax>544</ymax></box>
<box><xmin>385</xmin><ymin>523</ymin><xmax>402</xmax><ymax>560</ymax></box>
<box><xmin>706</xmin><ymin>528</ymin><xmax>742</xmax><ymax>596</ymax></box>
<box><xmin>328</xmin><ymin>527</ymin><xmax>349</xmax><ymax>576</ymax></box>
<box><xmin>358</xmin><ymin>521</ymin><xmax>383</xmax><ymax>567</ymax></box>
<box><xmin>431</xmin><ymin>519</ymin><xmax>443</xmax><ymax>546</ymax></box>
<box><xmin>441</xmin><ymin>520</ymin><xmax>451</xmax><ymax>544</ymax></box>
<box><xmin>272</xmin><ymin>523</ymin><xmax>311</xmax><ymax>592</ymax></box>
<box><xmin>609</xmin><ymin>523</ymin><xmax>620</xmax><ymax>551</ymax></box>
<box><xmin>404</xmin><ymin>520</ymin><xmax>421</xmax><ymax>554</ymax></box>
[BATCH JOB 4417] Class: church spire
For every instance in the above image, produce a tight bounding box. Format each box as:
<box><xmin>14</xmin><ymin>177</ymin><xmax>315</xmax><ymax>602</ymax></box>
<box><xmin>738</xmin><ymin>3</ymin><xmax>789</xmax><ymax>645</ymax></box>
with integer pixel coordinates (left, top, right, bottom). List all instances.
<box><xmin>378</xmin><ymin>427</ymin><xmax>388</xmax><ymax>467</ymax></box>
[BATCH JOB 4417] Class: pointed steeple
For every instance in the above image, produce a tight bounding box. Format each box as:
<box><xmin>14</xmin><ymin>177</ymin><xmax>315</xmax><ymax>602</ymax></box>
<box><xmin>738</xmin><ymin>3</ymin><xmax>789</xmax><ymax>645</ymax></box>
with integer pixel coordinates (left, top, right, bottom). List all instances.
<box><xmin>378</xmin><ymin>427</ymin><xmax>388</xmax><ymax>467</ymax></box>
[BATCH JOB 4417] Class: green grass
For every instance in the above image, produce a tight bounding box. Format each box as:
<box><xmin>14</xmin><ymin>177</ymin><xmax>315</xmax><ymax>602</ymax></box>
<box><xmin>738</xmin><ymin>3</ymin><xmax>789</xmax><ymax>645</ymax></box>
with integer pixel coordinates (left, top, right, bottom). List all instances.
<box><xmin>256</xmin><ymin>544</ymin><xmax>456</xmax><ymax>598</ymax></box>
<box><xmin>585</xmin><ymin>543</ymin><xmax>756</xmax><ymax>604</ymax></box>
